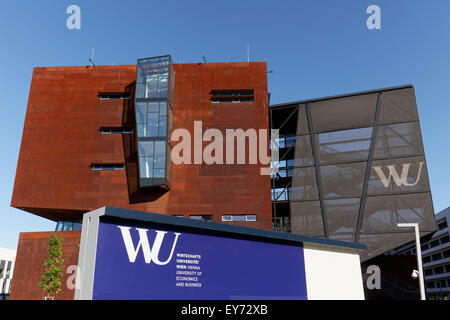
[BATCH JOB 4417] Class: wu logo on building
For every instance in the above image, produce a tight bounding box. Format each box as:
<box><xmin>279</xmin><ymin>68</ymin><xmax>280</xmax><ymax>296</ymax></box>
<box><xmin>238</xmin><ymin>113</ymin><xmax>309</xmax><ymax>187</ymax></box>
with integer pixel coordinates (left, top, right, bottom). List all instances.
<box><xmin>118</xmin><ymin>226</ymin><xmax>181</xmax><ymax>265</ymax></box>
<box><xmin>372</xmin><ymin>162</ymin><xmax>424</xmax><ymax>188</ymax></box>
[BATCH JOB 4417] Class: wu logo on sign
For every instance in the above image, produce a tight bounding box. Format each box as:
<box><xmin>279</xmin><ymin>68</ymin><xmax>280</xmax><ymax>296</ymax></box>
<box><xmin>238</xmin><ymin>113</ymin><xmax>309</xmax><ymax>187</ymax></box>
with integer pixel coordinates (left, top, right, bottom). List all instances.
<box><xmin>118</xmin><ymin>226</ymin><xmax>180</xmax><ymax>265</ymax></box>
<box><xmin>373</xmin><ymin>162</ymin><xmax>424</xmax><ymax>188</ymax></box>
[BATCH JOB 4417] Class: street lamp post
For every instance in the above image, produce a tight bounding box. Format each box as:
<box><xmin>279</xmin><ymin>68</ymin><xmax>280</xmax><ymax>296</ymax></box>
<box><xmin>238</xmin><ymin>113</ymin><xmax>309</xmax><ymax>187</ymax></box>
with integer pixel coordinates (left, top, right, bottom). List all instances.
<box><xmin>397</xmin><ymin>223</ymin><xmax>426</xmax><ymax>300</ymax></box>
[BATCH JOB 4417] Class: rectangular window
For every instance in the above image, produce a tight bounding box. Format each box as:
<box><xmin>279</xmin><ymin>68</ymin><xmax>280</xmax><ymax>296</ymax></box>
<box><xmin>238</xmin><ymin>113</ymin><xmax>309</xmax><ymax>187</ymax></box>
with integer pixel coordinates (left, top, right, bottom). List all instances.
<box><xmin>98</xmin><ymin>92</ymin><xmax>130</xmax><ymax>100</ymax></box>
<box><xmin>440</xmin><ymin>235</ymin><xmax>449</xmax><ymax>245</ymax></box>
<box><xmin>55</xmin><ymin>221</ymin><xmax>82</xmax><ymax>231</ymax></box>
<box><xmin>438</xmin><ymin>220</ymin><xmax>448</xmax><ymax>230</ymax></box>
<box><xmin>432</xmin><ymin>253</ymin><xmax>442</xmax><ymax>261</ymax></box>
<box><xmin>423</xmin><ymin>256</ymin><xmax>431</xmax><ymax>264</ymax></box>
<box><xmin>276</xmin><ymin>136</ymin><xmax>296</xmax><ymax>149</ymax></box>
<box><xmin>135</xmin><ymin>101</ymin><xmax>168</xmax><ymax>138</ymax></box>
<box><xmin>100</xmin><ymin>127</ymin><xmax>133</xmax><ymax>134</ymax></box>
<box><xmin>424</xmin><ymin>269</ymin><xmax>433</xmax><ymax>276</ymax></box>
<box><xmin>434</xmin><ymin>266</ymin><xmax>444</xmax><ymax>275</ymax></box>
<box><xmin>221</xmin><ymin>215</ymin><xmax>257</xmax><ymax>222</ymax></box>
<box><xmin>443</xmin><ymin>250</ymin><xmax>450</xmax><ymax>258</ymax></box>
<box><xmin>189</xmin><ymin>215</ymin><xmax>213</xmax><ymax>222</ymax></box>
<box><xmin>210</xmin><ymin>89</ymin><xmax>254</xmax><ymax>103</ymax></box>
<box><xmin>272</xmin><ymin>187</ymin><xmax>291</xmax><ymax>201</ymax></box>
<box><xmin>91</xmin><ymin>163</ymin><xmax>124</xmax><ymax>171</ymax></box>
<box><xmin>430</xmin><ymin>240</ymin><xmax>440</xmax><ymax>248</ymax></box>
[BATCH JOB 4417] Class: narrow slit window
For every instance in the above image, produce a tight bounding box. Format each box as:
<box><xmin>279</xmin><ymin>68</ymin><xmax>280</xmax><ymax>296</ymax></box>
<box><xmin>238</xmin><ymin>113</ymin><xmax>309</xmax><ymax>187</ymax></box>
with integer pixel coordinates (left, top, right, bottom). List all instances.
<box><xmin>98</xmin><ymin>92</ymin><xmax>131</xmax><ymax>100</ymax></box>
<box><xmin>90</xmin><ymin>163</ymin><xmax>124</xmax><ymax>171</ymax></box>
<box><xmin>210</xmin><ymin>89</ymin><xmax>254</xmax><ymax>103</ymax></box>
<box><xmin>100</xmin><ymin>127</ymin><xmax>133</xmax><ymax>134</ymax></box>
<box><xmin>221</xmin><ymin>214</ymin><xmax>257</xmax><ymax>222</ymax></box>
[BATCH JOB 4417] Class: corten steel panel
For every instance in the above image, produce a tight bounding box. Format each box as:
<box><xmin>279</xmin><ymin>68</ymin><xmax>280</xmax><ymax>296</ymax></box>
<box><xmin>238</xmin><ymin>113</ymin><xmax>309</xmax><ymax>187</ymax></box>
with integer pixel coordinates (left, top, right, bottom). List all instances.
<box><xmin>11</xmin><ymin>62</ymin><xmax>272</xmax><ymax>230</ymax></box>
<box><xmin>162</xmin><ymin>62</ymin><xmax>271</xmax><ymax>230</ymax></box>
<box><xmin>9</xmin><ymin>231</ymin><xmax>81</xmax><ymax>300</ymax></box>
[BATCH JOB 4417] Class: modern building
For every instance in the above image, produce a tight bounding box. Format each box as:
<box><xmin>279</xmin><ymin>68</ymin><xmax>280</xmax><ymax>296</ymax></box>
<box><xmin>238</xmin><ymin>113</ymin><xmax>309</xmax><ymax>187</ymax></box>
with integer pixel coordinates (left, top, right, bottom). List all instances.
<box><xmin>270</xmin><ymin>85</ymin><xmax>436</xmax><ymax>262</ymax></box>
<box><xmin>0</xmin><ymin>247</ymin><xmax>16</xmax><ymax>300</ymax></box>
<box><xmin>9</xmin><ymin>55</ymin><xmax>437</xmax><ymax>299</ymax></box>
<box><xmin>393</xmin><ymin>207</ymin><xmax>450</xmax><ymax>300</ymax></box>
<box><xmin>11</xmin><ymin>57</ymin><xmax>271</xmax><ymax>230</ymax></box>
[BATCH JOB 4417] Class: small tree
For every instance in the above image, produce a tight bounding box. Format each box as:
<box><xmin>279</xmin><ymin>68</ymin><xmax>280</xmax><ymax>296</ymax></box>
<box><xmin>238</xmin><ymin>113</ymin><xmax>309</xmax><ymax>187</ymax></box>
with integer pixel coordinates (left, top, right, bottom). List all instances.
<box><xmin>39</xmin><ymin>234</ymin><xmax>64</xmax><ymax>300</ymax></box>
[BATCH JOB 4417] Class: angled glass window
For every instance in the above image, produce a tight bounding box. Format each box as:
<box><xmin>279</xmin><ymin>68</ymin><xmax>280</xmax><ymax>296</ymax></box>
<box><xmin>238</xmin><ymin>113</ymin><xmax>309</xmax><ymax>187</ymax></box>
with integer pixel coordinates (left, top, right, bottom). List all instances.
<box><xmin>154</xmin><ymin>141</ymin><xmax>166</xmax><ymax>168</ymax></box>
<box><xmin>147</xmin><ymin>112</ymin><xmax>159</xmax><ymax>136</ymax></box>
<box><xmin>138</xmin><ymin>141</ymin><xmax>166</xmax><ymax>179</ymax></box>
<box><xmin>135</xmin><ymin>101</ymin><xmax>168</xmax><ymax>138</ymax></box>
<box><xmin>136</xmin><ymin>56</ymin><xmax>170</xmax><ymax>99</ymax></box>
<box><xmin>138</xmin><ymin>141</ymin><xmax>154</xmax><ymax>157</ymax></box>
<box><xmin>137</xmin><ymin>124</ymin><xmax>147</xmax><ymax>138</ymax></box>
<box><xmin>139</xmin><ymin>157</ymin><xmax>153</xmax><ymax>178</ymax></box>
<box><xmin>135</xmin><ymin>56</ymin><xmax>173</xmax><ymax>187</ymax></box>
<box><xmin>135</xmin><ymin>102</ymin><xmax>147</xmax><ymax>124</ymax></box>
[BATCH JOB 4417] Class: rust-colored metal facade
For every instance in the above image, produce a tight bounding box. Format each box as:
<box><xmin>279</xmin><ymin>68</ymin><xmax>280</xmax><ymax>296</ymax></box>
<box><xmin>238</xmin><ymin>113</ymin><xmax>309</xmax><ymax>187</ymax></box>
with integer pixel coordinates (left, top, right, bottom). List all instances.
<box><xmin>10</xmin><ymin>231</ymin><xmax>81</xmax><ymax>300</ymax></box>
<box><xmin>11</xmin><ymin>61</ymin><xmax>272</xmax><ymax>230</ymax></box>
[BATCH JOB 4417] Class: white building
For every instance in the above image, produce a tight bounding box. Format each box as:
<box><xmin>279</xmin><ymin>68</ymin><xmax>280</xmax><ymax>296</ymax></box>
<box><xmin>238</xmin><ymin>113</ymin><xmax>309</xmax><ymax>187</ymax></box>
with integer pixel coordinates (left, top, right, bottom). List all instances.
<box><xmin>0</xmin><ymin>247</ymin><xmax>16</xmax><ymax>300</ymax></box>
<box><xmin>397</xmin><ymin>207</ymin><xmax>450</xmax><ymax>299</ymax></box>
<box><xmin>421</xmin><ymin>207</ymin><xmax>450</xmax><ymax>300</ymax></box>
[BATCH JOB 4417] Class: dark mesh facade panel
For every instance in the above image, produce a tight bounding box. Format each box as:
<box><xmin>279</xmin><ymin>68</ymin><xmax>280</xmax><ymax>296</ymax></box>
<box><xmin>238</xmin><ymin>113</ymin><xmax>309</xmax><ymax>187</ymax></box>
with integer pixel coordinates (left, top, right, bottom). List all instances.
<box><xmin>358</xmin><ymin>233</ymin><xmax>420</xmax><ymax>262</ymax></box>
<box><xmin>361</xmin><ymin>193</ymin><xmax>435</xmax><ymax>234</ymax></box>
<box><xmin>378</xmin><ymin>87</ymin><xmax>419</xmax><ymax>125</ymax></box>
<box><xmin>296</xmin><ymin>104</ymin><xmax>309</xmax><ymax>135</ymax></box>
<box><xmin>291</xmin><ymin>167</ymin><xmax>320</xmax><ymax>201</ymax></box>
<box><xmin>315</xmin><ymin>127</ymin><xmax>372</xmax><ymax>164</ymax></box>
<box><xmin>373</xmin><ymin>122</ymin><xmax>424</xmax><ymax>159</ymax></box>
<box><xmin>290</xmin><ymin>201</ymin><xmax>325</xmax><ymax>237</ymax></box>
<box><xmin>293</xmin><ymin>135</ymin><xmax>314</xmax><ymax>167</ymax></box>
<box><xmin>324</xmin><ymin>197</ymin><xmax>360</xmax><ymax>237</ymax></box>
<box><xmin>320</xmin><ymin>162</ymin><xmax>366</xmax><ymax>199</ymax></box>
<box><xmin>309</xmin><ymin>93</ymin><xmax>378</xmax><ymax>133</ymax></box>
<box><xmin>271</xmin><ymin>86</ymin><xmax>436</xmax><ymax>262</ymax></box>
<box><xmin>329</xmin><ymin>233</ymin><xmax>355</xmax><ymax>243</ymax></box>
<box><xmin>368</xmin><ymin>156</ymin><xmax>430</xmax><ymax>195</ymax></box>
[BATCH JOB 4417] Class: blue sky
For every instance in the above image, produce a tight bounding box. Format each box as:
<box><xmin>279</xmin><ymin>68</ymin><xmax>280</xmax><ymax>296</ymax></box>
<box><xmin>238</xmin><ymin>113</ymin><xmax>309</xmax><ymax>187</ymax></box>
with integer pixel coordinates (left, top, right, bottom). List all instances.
<box><xmin>1</xmin><ymin>1</ymin><xmax>449</xmax><ymax>249</ymax></box>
